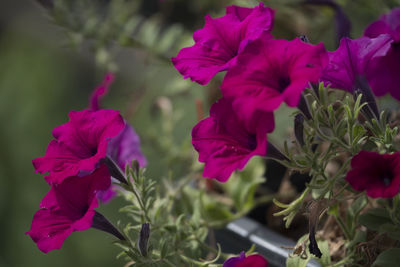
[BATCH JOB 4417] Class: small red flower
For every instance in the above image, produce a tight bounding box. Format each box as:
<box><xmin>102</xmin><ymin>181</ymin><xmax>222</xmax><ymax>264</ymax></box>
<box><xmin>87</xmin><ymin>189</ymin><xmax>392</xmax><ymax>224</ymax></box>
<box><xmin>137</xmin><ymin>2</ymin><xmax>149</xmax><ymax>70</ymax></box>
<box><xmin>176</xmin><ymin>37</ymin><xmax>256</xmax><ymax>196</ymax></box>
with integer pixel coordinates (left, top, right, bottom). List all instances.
<box><xmin>346</xmin><ymin>151</ymin><xmax>400</xmax><ymax>198</ymax></box>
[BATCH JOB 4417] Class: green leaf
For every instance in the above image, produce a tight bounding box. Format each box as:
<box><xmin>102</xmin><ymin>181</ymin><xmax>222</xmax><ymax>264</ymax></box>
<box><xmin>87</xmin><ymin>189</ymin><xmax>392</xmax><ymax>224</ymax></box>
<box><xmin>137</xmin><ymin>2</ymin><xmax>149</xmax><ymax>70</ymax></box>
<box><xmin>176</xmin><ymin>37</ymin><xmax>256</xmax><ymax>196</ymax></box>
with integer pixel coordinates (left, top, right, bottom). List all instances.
<box><xmin>349</xmin><ymin>195</ymin><xmax>367</xmax><ymax>218</ymax></box>
<box><xmin>347</xmin><ymin>230</ymin><xmax>367</xmax><ymax>249</ymax></box>
<box><xmin>203</xmin><ymin>202</ymin><xmax>233</xmax><ymax>222</ymax></box>
<box><xmin>378</xmin><ymin>223</ymin><xmax>400</xmax><ymax>241</ymax></box>
<box><xmin>359</xmin><ymin>208</ymin><xmax>392</xmax><ymax>231</ymax></box>
<box><xmin>222</xmin><ymin>158</ymin><xmax>265</xmax><ymax>211</ymax></box>
<box><xmin>316</xmin><ymin>240</ymin><xmax>331</xmax><ymax>266</ymax></box>
<box><xmin>160</xmin><ymin>240</ymin><xmax>169</xmax><ymax>259</ymax></box>
<box><xmin>286</xmin><ymin>255</ymin><xmax>310</xmax><ymax>267</ymax></box>
<box><xmin>372</xmin><ymin>248</ymin><xmax>400</xmax><ymax>267</ymax></box>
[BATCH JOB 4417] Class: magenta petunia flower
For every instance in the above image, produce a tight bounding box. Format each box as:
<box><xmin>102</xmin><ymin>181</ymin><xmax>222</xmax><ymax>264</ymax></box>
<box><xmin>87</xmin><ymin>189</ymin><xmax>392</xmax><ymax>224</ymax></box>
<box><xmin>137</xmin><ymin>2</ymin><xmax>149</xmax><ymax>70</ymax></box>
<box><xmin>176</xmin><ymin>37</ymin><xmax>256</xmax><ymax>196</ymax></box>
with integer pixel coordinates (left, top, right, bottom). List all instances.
<box><xmin>321</xmin><ymin>35</ymin><xmax>392</xmax><ymax>93</ymax></box>
<box><xmin>363</xmin><ymin>8</ymin><xmax>400</xmax><ymax>100</ymax></box>
<box><xmin>192</xmin><ymin>98</ymin><xmax>274</xmax><ymax>182</ymax></box>
<box><xmin>32</xmin><ymin>109</ymin><xmax>125</xmax><ymax>184</ymax></box>
<box><xmin>221</xmin><ymin>38</ymin><xmax>328</xmax><ymax>114</ymax></box>
<box><xmin>26</xmin><ymin>165</ymin><xmax>110</xmax><ymax>253</ymax></box>
<box><xmin>346</xmin><ymin>151</ymin><xmax>400</xmax><ymax>198</ymax></box>
<box><xmin>171</xmin><ymin>3</ymin><xmax>274</xmax><ymax>85</ymax></box>
<box><xmin>223</xmin><ymin>251</ymin><xmax>268</xmax><ymax>267</ymax></box>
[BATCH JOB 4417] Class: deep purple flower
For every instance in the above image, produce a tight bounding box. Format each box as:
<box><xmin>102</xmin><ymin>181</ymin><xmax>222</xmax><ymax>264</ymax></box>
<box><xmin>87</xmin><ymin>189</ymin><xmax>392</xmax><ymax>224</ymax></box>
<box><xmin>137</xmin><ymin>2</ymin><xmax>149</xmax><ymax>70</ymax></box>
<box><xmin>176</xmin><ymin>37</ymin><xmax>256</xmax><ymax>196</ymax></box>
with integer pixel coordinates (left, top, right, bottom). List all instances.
<box><xmin>192</xmin><ymin>98</ymin><xmax>274</xmax><ymax>182</ymax></box>
<box><xmin>221</xmin><ymin>38</ymin><xmax>328</xmax><ymax>115</ymax></box>
<box><xmin>364</xmin><ymin>8</ymin><xmax>400</xmax><ymax>42</ymax></box>
<box><xmin>26</xmin><ymin>165</ymin><xmax>110</xmax><ymax>253</ymax></box>
<box><xmin>32</xmin><ymin>109</ymin><xmax>125</xmax><ymax>185</ymax></box>
<box><xmin>172</xmin><ymin>3</ymin><xmax>274</xmax><ymax>85</ymax></box>
<box><xmin>322</xmin><ymin>36</ymin><xmax>392</xmax><ymax>93</ymax></box>
<box><xmin>363</xmin><ymin>8</ymin><xmax>400</xmax><ymax>100</ymax></box>
<box><xmin>346</xmin><ymin>151</ymin><xmax>400</xmax><ymax>198</ymax></box>
<box><xmin>223</xmin><ymin>251</ymin><xmax>268</xmax><ymax>267</ymax></box>
<box><xmin>107</xmin><ymin>124</ymin><xmax>147</xmax><ymax>169</ymax></box>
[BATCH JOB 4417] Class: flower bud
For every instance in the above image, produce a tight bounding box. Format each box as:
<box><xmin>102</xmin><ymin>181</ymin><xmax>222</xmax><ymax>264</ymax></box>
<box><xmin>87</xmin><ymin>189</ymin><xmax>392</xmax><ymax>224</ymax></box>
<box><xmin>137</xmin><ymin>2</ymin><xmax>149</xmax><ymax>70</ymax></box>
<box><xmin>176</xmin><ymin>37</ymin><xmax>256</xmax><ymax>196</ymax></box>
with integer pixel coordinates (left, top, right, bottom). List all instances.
<box><xmin>102</xmin><ymin>157</ymin><xmax>128</xmax><ymax>185</ymax></box>
<box><xmin>294</xmin><ymin>114</ymin><xmax>305</xmax><ymax>147</ymax></box>
<box><xmin>354</xmin><ymin>75</ymin><xmax>379</xmax><ymax>121</ymax></box>
<box><xmin>138</xmin><ymin>223</ymin><xmax>150</xmax><ymax>257</ymax></box>
<box><xmin>92</xmin><ymin>211</ymin><xmax>125</xmax><ymax>241</ymax></box>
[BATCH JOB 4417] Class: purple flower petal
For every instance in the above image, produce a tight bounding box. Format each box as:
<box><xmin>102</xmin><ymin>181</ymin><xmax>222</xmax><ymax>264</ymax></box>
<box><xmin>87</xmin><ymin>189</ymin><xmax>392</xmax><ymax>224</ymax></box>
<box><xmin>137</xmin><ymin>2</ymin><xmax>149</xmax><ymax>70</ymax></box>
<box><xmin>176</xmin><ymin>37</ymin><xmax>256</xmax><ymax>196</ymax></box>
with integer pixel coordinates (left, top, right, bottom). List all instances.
<box><xmin>223</xmin><ymin>252</ymin><xmax>268</xmax><ymax>267</ymax></box>
<box><xmin>90</xmin><ymin>73</ymin><xmax>115</xmax><ymax>111</ymax></box>
<box><xmin>172</xmin><ymin>3</ymin><xmax>274</xmax><ymax>85</ymax></box>
<box><xmin>221</xmin><ymin>38</ymin><xmax>328</xmax><ymax>117</ymax></box>
<box><xmin>346</xmin><ymin>151</ymin><xmax>400</xmax><ymax>198</ymax></box>
<box><xmin>322</xmin><ymin>35</ymin><xmax>392</xmax><ymax>93</ymax></box>
<box><xmin>26</xmin><ymin>165</ymin><xmax>110</xmax><ymax>253</ymax></box>
<box><xmin>364</xmin><ymin>8</ymin><xmax>400</xmax><ymax>42</ymax></box>
<box><xmin>32</xmin><ymin>109</ymin><xmax>125</xmax><ymax>184</ymax></box>
<box><xmin>192</xmin><ymin>98</ymin><xmax>274</xmax><ymax>182</ymax></box>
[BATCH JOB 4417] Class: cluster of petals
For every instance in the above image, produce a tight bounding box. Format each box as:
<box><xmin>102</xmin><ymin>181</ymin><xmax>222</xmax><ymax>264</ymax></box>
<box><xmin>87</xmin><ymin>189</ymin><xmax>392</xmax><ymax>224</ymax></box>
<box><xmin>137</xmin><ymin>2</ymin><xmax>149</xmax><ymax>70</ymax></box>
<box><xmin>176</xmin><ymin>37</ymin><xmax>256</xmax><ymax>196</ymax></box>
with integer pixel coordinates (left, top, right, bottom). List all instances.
<box><xmin>221</xmin><ymin>38</ymin><xmax>328</xmax><ymax>115</ymax></box>
<box><xmin>172</xmin><ymin>3</ymin><xmax>274</xmax><ymax>85</ymax></box>
<box><xmin>223</xmin><ymin>251</ymin><xmax>268</xmax><ymax>267</ymax></box>
<box><xmin>173</xmin><ymin>3</ymin><xmax>330</xmax><ymax>181</ymax></box>
<box><xmin>26</xmin><ymin>165</ymin><xmax>110</xmax><ymax>253</ymax></box>
<box><xmin>346</xmin><ymin>151</ymin><xmax>400</xmax><ymax>198</ymax></box>
<box><xmin>322</xmin><ymin>8</ymin><xmax>400</xmax><ymax>100</ymax></box>
<box><xmin>192</xmin><ymin>98</ymin><xmax>274</xmax><ymax>182</ymax></box>
<box><xmin>28</xmin><ymin>74</ymin><xmax>147</xmax><ymax>252</ymax></box>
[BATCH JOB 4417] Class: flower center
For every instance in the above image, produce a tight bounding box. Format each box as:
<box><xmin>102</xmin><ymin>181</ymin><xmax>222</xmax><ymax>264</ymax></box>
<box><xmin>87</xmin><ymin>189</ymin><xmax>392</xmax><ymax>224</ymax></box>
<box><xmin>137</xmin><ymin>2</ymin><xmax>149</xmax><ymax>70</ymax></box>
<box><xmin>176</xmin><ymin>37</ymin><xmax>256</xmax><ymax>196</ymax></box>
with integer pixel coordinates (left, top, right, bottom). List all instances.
<box><xmin>382</xmin><ymin>171</ymin><xmax>394</xmax><ymax>186</ymax></box>
<box><xmin>278</xmin><ymin>76</ymin><xmax>291</xmax><ymax>92</ymax></box>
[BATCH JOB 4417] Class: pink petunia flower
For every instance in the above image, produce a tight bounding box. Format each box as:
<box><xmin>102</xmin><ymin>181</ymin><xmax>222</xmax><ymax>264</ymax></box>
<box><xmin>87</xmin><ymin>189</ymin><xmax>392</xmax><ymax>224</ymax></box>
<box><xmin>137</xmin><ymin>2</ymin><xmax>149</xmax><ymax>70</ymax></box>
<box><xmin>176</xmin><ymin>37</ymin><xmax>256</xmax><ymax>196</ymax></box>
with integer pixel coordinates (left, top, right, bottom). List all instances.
<box><xmin>26</xmin><ymin>165</ymin><xmax>110</xmax><ymax>253</ymax></box>
<box><xmin>363</xmin><ymin>8</ymin><xmax>400</xmax><ymax>100</ymax></box>
<box><xmin>346</xmin><ymin>151</ymin><xmax>400</xmax><ymax>198</ymax></box>
<box><xmin>223</xmin><ymin>251</ymin><xmax>268</xmax><ymax>267</ymax></box>
<box><xmin>172</xmin><ymin>3</ymin><xmax>274</xmax><ymax>85</ymax></box>
<box><xmin>221</xmin><ymin>38</ymin><xmax>328</xmax><ymax>115</ymax></box>
<box><xmin>192</xmin><ymin>98</ymin><xmax>274</xmax><ymax>182</ymax></box>
<box><xmin>32</xmin><ymin>109</ymin><xmax>125</xmax><ymax>185</ymax></box>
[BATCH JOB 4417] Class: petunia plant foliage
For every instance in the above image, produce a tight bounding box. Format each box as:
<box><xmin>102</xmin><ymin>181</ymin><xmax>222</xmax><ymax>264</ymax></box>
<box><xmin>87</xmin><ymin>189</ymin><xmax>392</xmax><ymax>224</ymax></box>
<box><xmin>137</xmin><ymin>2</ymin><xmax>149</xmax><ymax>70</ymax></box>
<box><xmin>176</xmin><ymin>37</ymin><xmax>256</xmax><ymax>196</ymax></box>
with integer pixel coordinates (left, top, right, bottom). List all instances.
<box><xmin>29</xmin><ymin>1</ymin><xmax>400</xmax><ymax>266</ymax></box>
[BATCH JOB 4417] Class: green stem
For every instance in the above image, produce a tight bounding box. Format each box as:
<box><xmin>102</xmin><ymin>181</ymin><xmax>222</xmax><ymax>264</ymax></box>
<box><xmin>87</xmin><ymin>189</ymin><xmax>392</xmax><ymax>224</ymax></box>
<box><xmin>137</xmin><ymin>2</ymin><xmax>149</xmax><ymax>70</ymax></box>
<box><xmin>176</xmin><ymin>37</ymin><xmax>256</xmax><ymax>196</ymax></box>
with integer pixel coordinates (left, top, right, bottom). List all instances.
<box><xmin>128</xmin><ymin>178</ymin><xmax>151</xmax><ymax>223</ymax></box>
<box><xmin>334</xmin><ymin>213</ymin><xmax>352</xmax><ymax>240</ymax></box>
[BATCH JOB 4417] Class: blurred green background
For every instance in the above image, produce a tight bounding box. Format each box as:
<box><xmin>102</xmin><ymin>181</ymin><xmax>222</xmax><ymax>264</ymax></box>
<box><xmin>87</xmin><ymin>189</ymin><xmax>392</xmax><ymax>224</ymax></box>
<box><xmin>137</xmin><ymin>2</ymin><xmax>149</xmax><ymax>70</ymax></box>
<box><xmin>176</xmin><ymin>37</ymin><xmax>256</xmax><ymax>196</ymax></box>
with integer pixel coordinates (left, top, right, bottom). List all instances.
<box><xmin>0</xmin><ymin>0</ymin><xmax>398</xmax><ymax>266</ymax></box>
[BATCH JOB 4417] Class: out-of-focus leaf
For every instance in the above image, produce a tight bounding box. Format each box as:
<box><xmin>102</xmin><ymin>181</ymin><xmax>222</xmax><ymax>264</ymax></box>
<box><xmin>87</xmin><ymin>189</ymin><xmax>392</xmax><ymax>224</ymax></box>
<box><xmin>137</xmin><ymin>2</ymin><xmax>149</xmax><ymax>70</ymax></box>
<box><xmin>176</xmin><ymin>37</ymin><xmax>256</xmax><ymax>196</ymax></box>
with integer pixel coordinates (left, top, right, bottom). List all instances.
<box><xmin>222</xmin><ymin>158</ymin><xmax>266</xmax><ymax>211</ymax></box>
<box><xmin>372</xmin><ymin>248</ymin><xmax>400</xmax><ymax>267</ymax></box>
<box><xmin>358</xmin><ymin>208</ymin><xmax>392</xmax><ymax>231</ymax></box>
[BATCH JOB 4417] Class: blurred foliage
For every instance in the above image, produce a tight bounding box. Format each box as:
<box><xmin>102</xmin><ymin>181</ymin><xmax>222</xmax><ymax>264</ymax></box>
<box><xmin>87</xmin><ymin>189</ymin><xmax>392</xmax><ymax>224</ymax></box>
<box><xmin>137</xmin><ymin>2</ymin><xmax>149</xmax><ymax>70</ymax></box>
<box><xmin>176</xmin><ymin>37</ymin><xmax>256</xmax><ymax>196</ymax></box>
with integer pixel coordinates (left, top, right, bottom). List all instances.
<box><xmin>0</xmin><ymin>0</ymin><xmax>399</xmax><ymax>266</ymax></box>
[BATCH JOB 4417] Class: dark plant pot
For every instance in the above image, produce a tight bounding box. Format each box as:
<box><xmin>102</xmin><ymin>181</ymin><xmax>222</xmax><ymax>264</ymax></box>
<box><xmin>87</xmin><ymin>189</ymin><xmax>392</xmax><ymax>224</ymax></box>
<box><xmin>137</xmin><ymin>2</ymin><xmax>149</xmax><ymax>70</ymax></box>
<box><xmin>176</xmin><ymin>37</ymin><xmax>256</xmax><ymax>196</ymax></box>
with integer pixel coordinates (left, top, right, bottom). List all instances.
<box><xmin>216</xmin><ymin>217</ymin><xmax>320</xmax><ymax>267</ymax></box>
